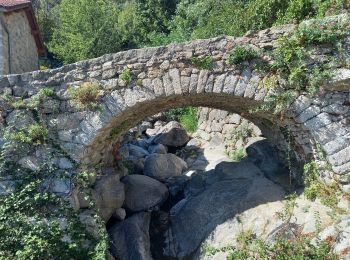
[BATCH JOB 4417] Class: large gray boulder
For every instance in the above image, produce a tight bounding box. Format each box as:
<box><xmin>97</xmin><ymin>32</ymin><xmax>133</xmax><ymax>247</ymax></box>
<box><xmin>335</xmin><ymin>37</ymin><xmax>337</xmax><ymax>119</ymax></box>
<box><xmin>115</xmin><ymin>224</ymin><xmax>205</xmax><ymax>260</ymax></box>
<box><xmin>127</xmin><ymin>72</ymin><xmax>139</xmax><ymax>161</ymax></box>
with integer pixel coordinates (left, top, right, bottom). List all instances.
<box><xmin>108</xmin><ymin>212</ymin><xmax>153</xmax><ymax>260</ymax></box>
<box><xmin>143</xmin><ymin>153</ymin><xmax>188</xmax><ymax>181</ymax></box>
<box><xmin>128</xmin><ymin>144</ymin><xmax>150</xmax><ymax>158</ymax></box>
<box><xmin>93</xmin><ymin>174</ymin><xmax>125</xmax><ymax>222</ymax></box>
<box><xmin>122</xmin><ymin>175</ymin><xmax>169</xmax><ymax>212</ymax></box>
<box><xmin>163</xmin><ymin>161</ymin><xmax>285</xmax><ymax>259</ymax></box>
<box><xmin>154</xmin><ymin>121</ymin><xmax>189</xmax><ymax>147</ymax></box>
<box><xmin>148</xmin><ymin>143</ymin><xmax>167</xmax><ymax>154</ymax></box>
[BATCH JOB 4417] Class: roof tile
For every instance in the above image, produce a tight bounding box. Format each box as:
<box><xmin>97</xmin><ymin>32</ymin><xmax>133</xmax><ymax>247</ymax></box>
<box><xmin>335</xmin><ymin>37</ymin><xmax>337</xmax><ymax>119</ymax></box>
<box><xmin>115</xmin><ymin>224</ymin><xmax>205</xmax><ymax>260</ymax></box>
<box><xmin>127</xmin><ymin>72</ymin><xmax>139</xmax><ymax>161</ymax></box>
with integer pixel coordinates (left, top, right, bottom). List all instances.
<box><xmin>0</xmin><ymin>0</ymin><xmax>30</xmax><ymax>8</ymax></box>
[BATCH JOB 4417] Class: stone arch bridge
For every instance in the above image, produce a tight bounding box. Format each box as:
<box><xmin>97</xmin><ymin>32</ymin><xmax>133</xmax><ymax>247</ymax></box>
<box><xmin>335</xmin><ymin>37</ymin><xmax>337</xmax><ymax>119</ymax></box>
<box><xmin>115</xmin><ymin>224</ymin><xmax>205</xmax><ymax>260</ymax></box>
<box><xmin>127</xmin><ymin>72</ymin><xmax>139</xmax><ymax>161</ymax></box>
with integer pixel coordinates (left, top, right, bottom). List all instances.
<box><xmin>0</xmin><ymin>19</ymin><xmax>350</xmax><ymax>197</ymax></box>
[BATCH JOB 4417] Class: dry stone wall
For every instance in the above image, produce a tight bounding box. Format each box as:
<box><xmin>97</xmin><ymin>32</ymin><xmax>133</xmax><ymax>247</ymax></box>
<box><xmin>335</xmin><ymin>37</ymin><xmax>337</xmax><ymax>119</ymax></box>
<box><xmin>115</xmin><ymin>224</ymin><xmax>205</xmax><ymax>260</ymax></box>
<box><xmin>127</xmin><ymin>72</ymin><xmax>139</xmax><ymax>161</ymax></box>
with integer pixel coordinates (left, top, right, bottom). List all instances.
<box><xmin>0</xmin><ymin>15</ymin><xmax>349</xmax><ymax>201</ymax></box>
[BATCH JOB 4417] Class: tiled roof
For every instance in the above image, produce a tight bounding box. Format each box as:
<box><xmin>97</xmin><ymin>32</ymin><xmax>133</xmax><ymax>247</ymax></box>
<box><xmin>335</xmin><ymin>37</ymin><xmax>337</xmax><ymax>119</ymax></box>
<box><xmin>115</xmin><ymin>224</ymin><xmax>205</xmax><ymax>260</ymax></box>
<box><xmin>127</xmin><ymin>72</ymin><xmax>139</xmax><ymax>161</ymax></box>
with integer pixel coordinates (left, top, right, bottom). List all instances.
<box><xmin>0</xmin><ymin>0</ymin><xmax>30</xmax><ymax>10</ymax></box>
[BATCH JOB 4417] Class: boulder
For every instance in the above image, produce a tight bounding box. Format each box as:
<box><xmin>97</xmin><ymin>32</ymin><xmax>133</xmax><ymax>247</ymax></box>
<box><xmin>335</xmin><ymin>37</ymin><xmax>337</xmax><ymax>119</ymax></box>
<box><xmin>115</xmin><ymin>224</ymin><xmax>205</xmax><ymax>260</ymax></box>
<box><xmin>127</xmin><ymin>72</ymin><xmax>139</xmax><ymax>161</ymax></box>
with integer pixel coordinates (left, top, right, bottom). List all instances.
<box><xmin>148</xmin><ymin>143</ymin><xmax>167</xmax><ymax>154</ymax></box>
<box><xmin>113</xmin><ymin>208</ymin><xmax>127</xmax><ymax>221</ymax></box>
<box><xmin>128</xmin><ymin>144</ymin><xmax>149</xmax><ymax>158</ymax></box>
<box><xmin>124</xmin><ymin>156</ymin><xmax>145</xmax><ymax>175</ymax></box>
<box><xmin>163</xmin><ymin>161</ymin><xmax>286</xmax><ymax>259</ymax></box>
<box><xmin>122</xmin><ymin>175</ymin><xmax>169</xmax><ymax>212</ymax></box>
<box><xmin>79</xmin><ymin>210</ymin><xmax>100</xmax><ymax>239</ymax></box>
<box><xmin>108</xmin><ymin>212</ymin><xmax>153</xmax><ymax>260</ymax></box>
<box><xmin>186</xmin><ymin>138</ymin><xmax>202</xmax><ymax>148</ymax></box>
<box><xmin>143</xmin><ymin>153</ymin><xmax>188</xmax><ymax>181</ymax></box>
<box><xmin>0</xmin><ymin>180</ymin><xmax>16</xmax><ymax>196</ymax></box>
<box><xmin>154</xmin><ymin>121</ymin><xmax>189</xmax><ymax>147</ymax></box>
<box><xmin>93</xmin><ymin>174</ymin><xmax>125</xmax><ymax>221</ymax></box>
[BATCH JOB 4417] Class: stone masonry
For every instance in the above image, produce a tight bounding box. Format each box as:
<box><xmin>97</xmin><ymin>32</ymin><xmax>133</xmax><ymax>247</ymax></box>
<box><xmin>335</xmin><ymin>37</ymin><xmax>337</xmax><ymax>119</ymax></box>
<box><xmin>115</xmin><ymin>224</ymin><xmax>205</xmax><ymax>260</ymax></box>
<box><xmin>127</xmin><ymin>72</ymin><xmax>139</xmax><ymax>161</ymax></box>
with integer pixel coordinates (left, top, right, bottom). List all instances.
<box><xmin>0</xmin><ymin>14</ymin><xmax>349</xmax><ymax>201</ymax></box>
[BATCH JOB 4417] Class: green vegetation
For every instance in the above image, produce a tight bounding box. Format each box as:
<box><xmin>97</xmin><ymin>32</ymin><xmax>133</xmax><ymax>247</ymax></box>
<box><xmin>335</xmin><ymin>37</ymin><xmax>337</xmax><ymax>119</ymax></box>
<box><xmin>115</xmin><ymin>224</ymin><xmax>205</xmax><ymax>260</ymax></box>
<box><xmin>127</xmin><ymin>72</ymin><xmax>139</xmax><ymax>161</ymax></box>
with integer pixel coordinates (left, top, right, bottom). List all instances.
<box><xmin>191</xmin><ymin>56</ymin><xmax>214</xmax><ymax>70</ymax></box>
<box><xmin>228</xmin><ymin>148</ymin><xmax>246</xmax><ymax>162</ymax></box>
<box><xmin>45</xmin><ymin>0</ymin><xmax>177</xmax><ymax>64</ymax></box>
<box><xmin>28</xmin><ymin>87</ymin><xmax>57</xmax><ymax>109</ymax></box>
<box><xmin>37</xmin><ymin>0</ymin><xmax>349</xmax><ymax>64</ymax></box>
<box><xmin>179</xmin><ymin>107</ymin><xmax>198</xmax><ymax>133</ymax></box>
<box><xmin>203</xmin><ymin>228</ymin><xmax>337</xmax><ymax>259</ymax></box>
<box><xmin>276</xmin><ymin>192</ymin><xmax>298</xmax><ymax>221</ymax></box>
<box><xmin>110</xmin><ymin>121</ymin><xmax>129</xmax><ymax>139</ymax></box>
<box><xmin>119</xmin><ymin>68</ymin><xmax>133</xmax><ymax>85</ymax></box>
<box><xmin>150</xmin><ymin>0</ymin><xmax>349</xmax><ymax>46</ymax></box>
<box><xmin>228</xmin><ymin>45</ymin><xmax>260</xmax><ymax>65</ymax></box>
<box><xmin>3</xmin><ymin>87</ymin><xmax>56</xmax><ymax>110</ymax></box>
<box><xmin>252</xmin><ymin>15</ymin><xmax>350</xmax><ymax>114</ymax></box>
<box><xmin>164</xmin><ymin>107</ymin><xmax>198</xmax><ymax>133</ymax></box>
<box><xmin>69</xmin><ymin>82</ymin><xmax>101</xmax><ymax>109</ymax></box>
<box><xmin>0</xmin><ymin>162</ymin><xmax>107</xmax><ymax>259</ymax></box>
<box><xmin>5</xmin><ymin>124</ymin><xmax>49</xmax><ymax>146</ymax></box>
<box><xmin>303</xmin><ymin>161</ymin><xmax>339</xmax><ymax>209</ymax></box>
<box><xmin>230</xmin><ymin>122</ymin><xmax>253</xmax><ymax>143</ymax></box>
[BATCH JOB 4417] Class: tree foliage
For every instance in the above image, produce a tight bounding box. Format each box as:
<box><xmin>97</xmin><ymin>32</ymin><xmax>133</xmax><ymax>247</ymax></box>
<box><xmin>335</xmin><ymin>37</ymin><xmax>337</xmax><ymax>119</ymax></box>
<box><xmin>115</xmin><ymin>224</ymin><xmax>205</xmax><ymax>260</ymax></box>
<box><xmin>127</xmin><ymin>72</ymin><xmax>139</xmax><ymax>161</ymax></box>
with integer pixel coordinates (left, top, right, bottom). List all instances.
<box><xmin>40</xmin><ymin>0</ymin><xmax>348</xmax><ymax>63</ymax></box>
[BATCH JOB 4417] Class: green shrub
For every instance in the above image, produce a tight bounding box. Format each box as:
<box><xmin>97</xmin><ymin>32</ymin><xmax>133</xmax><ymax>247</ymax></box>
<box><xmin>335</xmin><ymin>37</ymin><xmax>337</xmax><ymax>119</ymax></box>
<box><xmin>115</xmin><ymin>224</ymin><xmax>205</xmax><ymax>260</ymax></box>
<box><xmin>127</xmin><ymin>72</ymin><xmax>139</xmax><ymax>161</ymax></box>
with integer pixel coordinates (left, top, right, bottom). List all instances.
<box><xmin>179</xmin><ymin>107</ymin><xmax>198</xmax><ymax>133</ymax></box>
<box><xmin>11</xmin><ymin>99</ymin><xmax>26</xmax><ymax>109</ymax></box>
<box><xmin>191</xmin><ymin>56</ymin><xmax>214</xmax><ymax>70</ymax></box>
<box><xmin>40</xmin><ymin>87</ymin><xmax>56</xmax><ymax>98</ymax></box>
<box><xmin>228</xmin><ymin>46</ymin><xmax>260</xmax><ymax>65</ymax></box>
<box><xmin>296</xmin><ymin>17</ymin><xmax>350</xmax><ymax>45</ymax></box>
<box><xmin>229</xmin><ymin>148</ymin><xmax>246</xmax><ymax>162</ymax></box>
<box><xmin>69</xmin><ymin>82</ymin><xmax>101</xmax><ymax>109</ymax></box>
<box><xmin>119</xmin><ymin>69</ymin><xmax>132</xmax><ymax>85</ymax></box>
<box><xmin>207</xmin><ymin>231</ymin><xmax>336</xmax><ymax>260</ymax></box>
<box><xmin>164</xmin><ymin>107</ymin><xmax>198</xmax><ymax>133</ymax></box>
<box><xmin>6</xmin><ymin>124</ymin><xmax>49</xmax><ymax>145</ymax></box>
<box><xmin>303</xmin><ymin>160</ymin><xmax>339</xmax><ymax>209</ymax></box>
<box><xmin>0</xmin><ymin>165</ymin><xmax>106</xmax><ymax>259</ymax></box>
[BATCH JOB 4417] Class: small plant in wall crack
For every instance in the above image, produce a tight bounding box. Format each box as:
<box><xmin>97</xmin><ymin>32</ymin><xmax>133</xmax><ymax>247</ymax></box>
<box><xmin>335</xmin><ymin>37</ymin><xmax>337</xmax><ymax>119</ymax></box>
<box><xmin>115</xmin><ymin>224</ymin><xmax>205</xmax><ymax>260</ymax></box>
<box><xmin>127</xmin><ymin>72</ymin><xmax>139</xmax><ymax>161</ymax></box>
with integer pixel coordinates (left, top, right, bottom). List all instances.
<box><xmin>191</xmin><ymin>56</ymin><xmax>214</xmax><ymax>70</ymax></box>
<box><xmin>228</xmin><ymin>45</ymin><xmax>260</xmax><ymax>65</ymax></box>
<box><xmin>119</xmin><ymin>68</ymin><xmax>133</xmax><ymax>85</ymax></box>
<box><xmin>5</xmin><ymin>123</ymin><xmax>49</xmax><ymax>146</ymax></box>
<box><xmin>251</xmin><ymin>15</ymin><xmax>350</xmax><ymax>114</ymax></box>
<box><xmin>303</xmin><ymin>160</ymin><xmax>340</xmax><ymax>210</ymax></box>
<box><xmin>69</xmin><ymin>82</ymin><xmax>102</xmax><ymax>109</ymax></box>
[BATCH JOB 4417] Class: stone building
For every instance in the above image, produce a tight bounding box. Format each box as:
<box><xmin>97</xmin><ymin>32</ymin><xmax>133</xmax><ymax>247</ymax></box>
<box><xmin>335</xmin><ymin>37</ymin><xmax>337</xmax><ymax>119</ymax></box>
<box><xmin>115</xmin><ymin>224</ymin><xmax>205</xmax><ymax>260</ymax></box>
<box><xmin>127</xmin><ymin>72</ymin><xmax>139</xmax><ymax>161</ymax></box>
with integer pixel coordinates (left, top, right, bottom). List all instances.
<box><xmin>0</xmin><ymin>0</ymin><xmax>45</xmax><ymax>75</ymax></box>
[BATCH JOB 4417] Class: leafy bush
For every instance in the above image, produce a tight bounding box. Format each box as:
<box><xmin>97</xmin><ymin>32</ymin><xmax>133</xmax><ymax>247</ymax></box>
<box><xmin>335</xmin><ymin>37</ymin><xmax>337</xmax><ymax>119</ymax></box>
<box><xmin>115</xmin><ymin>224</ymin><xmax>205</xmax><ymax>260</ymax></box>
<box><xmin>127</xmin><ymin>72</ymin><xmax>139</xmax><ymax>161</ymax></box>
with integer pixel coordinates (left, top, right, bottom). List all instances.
<box><xmin>0</xmin><ymin>165</ymin><xmax>106</xmax><ymax>259</ymax></box>
<box><xmin>191</xmin><ymin>56</ymin><xmax>213</xmax><ymax>70</ymax></box>
<box><xmin>228</xmin><ymin>45</ymin><xmax>260</xmax><ymax>65</ymax></box>
<box><xmin>69</xmin><ymin>82</ymin><xmax>101</xmax><ymax>109</ymax></box>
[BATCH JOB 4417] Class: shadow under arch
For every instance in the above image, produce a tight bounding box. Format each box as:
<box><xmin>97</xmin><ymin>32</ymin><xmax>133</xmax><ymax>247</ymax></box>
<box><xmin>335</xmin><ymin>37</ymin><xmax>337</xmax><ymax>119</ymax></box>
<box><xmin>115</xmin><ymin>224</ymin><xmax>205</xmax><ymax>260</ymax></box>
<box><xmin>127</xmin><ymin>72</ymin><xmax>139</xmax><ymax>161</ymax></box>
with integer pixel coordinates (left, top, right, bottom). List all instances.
<box><xmin>82</xmin><ymin>92</ymin><xmax>311</xmax><ymax>176</ymax></box>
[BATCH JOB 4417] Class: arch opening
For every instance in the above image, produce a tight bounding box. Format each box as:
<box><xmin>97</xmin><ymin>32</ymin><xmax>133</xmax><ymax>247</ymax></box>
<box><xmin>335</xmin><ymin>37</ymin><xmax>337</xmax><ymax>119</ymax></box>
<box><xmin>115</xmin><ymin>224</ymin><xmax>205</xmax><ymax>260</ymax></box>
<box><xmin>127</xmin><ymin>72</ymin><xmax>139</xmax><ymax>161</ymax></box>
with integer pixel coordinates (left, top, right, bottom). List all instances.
<box><xmin>83</xmin><ymin>92</ymin><xmax>312</xmax><ymax>176</ymax></box>
<box><xmin>100</xmin><ymin>103</ymin><xmax>325</xmax><ymax>260</ymax></box>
